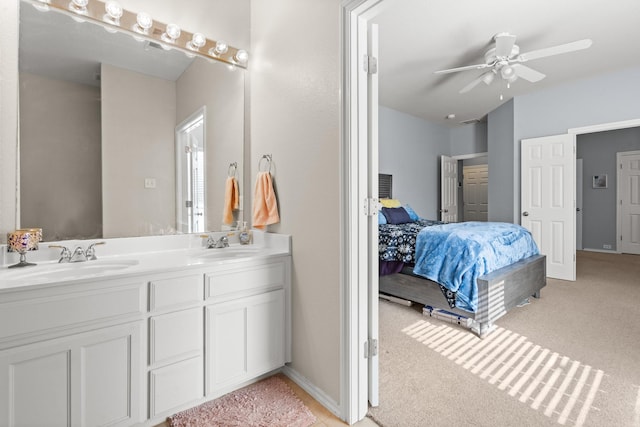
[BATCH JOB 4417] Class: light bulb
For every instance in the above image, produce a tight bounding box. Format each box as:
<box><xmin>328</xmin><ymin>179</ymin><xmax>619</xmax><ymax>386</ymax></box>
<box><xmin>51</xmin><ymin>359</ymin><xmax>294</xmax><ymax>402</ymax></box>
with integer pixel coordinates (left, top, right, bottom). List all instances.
<box><xmin>482</xmin><ymin>72</ymin><xmax>495</xmax><ymax>85</ymax></box>
<box><xmin>209</xmin><ymin>40</ymin><xmax>228</xmax><ymax>56</ymax></box>
<box><xmin>188</xmin><ymin>33</ymin><xmax>206</xmax><ymax>50</ymax></box>
<box><xmin>162</xmin><ymin>23</ymin><xmax>181</xmax><ymax>43</ymax></box>
<box><xmin>70</xmin><ymin>0</ymin><xmax>88</xmax><ymax>13</ymax></box>
<box><xmin>104</xmin><ymin>1</ymin><xmax>123</xmax><ymax>24</ymax></box>
<box><xmin>135</xmin><ymin>12</ymin><xmax>153</xmax><ymax>34</ymax></box>
<box><xmin>234</xmin><ymin>49</ymin><xmax>248</xmax><ymax>64</ymax></box>
<box><xmin>33</xmin><ymin>0</ymin><xmax>50</xmax><ymax>11</ymax></box>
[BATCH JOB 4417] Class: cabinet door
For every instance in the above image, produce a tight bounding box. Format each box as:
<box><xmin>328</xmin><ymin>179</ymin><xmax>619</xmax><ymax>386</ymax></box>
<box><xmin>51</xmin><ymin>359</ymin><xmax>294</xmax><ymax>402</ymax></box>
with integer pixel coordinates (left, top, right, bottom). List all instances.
<box><xmin>206</xmin><ymin>299</ymin><xmax>248</xmax><ymax>393</ymax></box>
<box><xmin>247</xmin><ymin>289</ymin><xmax>285</xmax><ymax>376</ymax></box>
<box><xmin>206</xmin><ymin>289</ymin><xmax>285</xmax><ymax>395</ymax></box>
<box><xmin>0</xmin><ymin>343</ymin><xmax>72</xmax><ymax>427</ymax></box>
<box><xmin>0</xmin><ymin>322</ymin><xmax>143</xmax><ymax>427</ymax></box>
<box><xmin>77</xmin><ymin>322</ymin><xmax>144</xmax><ymax>427</ymax></box>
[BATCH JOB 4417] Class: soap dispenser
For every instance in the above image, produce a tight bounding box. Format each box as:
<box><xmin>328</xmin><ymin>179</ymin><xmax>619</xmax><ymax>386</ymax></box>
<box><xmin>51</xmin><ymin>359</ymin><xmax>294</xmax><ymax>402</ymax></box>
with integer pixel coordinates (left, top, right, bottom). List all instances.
<box><xmin>239</xmin><ymin>221</ymin><xmax>252</xmax><ymax>245</ymax></box>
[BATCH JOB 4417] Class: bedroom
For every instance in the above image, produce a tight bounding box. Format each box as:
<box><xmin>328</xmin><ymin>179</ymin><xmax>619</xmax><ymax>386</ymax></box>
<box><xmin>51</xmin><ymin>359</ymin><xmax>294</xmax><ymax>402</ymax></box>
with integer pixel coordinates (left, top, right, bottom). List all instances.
<box><xmin>364</xmin><ymin>0</ymin><xmax>640</xmax><ymax>425</ymax></box>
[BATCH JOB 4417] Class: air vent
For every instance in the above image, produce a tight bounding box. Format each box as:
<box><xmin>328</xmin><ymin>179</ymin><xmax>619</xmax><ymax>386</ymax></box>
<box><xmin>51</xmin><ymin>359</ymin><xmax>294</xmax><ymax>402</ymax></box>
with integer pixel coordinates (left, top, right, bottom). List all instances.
<box><xmin>144</xmin><ymin>40</ymin><xmax>164</xmax><ymax>51</ymax></box>
<box><xmin>460</xmin><ymin>118</ymin><xmax>481</xmax><ymax>125</ymax></box>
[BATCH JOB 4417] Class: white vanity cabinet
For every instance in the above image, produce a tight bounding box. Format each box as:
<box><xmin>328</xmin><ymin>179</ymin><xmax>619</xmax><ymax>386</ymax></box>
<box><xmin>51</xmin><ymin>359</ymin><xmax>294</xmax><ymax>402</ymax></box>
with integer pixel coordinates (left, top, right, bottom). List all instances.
<box><xmin>147</xmin><ymin>272</ymin><xmax>204</xmax><ymax>418</ymax></box>
<box><xmin>0</xmin><ymin>278</ymin><xmax>147</xmax><ymax>427</ymax></box>
<box><xmin>0</xmin><ymin>245</ymin><xmax>292</xmax><ymax>427</ymax></box>
<box><xmin>204</xmin><ymin>257</ymin><xmax>291</xmax><ymax>396</ymax></box>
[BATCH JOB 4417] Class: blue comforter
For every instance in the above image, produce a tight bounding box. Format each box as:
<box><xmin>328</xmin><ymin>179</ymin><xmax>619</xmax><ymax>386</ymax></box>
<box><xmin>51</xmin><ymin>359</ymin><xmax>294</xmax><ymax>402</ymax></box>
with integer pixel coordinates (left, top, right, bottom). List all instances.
<box><xmin>413</xmin><ymin>222</ymin><xmax>539</xmax><ymax>313</ymax></box>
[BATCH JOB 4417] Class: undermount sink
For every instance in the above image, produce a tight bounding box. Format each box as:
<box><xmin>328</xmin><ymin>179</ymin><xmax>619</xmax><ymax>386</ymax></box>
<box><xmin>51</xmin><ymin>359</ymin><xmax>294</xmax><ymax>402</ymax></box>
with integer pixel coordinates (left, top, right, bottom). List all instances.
<box><xmin>2</xmin><ymin>259</ymin><xmax>140</xmax><ymax>283</ymax></box>
<box><xmin>193</xmin><ymin>246</ymin><xmax>264</xmax><ymax>260</ymax></box>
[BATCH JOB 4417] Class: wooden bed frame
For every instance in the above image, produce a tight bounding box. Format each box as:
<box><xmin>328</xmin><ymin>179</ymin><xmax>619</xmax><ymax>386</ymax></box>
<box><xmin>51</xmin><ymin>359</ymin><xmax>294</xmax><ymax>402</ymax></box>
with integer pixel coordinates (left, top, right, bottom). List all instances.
<box><xmin>379</xmin><ymin>254</ymin><xmax>546</xmax><ymax>337</ymax></box>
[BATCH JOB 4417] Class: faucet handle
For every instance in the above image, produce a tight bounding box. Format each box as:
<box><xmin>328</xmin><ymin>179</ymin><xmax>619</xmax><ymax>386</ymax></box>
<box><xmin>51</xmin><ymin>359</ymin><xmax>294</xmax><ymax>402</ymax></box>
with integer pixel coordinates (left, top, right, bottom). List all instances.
<box><xmin>200</xmin><ymin>234</ymin><xmax>216</xmax><ymax>249</ymax></box>
<box><xmin>49</xmin><ymin>245</ymin><xmax>71</xmax><ymax>263</ymax></box>
<box><xmin>86</xmin><ymin>241</ymin><xmax>106</xmax><ymax>260</ymax></box>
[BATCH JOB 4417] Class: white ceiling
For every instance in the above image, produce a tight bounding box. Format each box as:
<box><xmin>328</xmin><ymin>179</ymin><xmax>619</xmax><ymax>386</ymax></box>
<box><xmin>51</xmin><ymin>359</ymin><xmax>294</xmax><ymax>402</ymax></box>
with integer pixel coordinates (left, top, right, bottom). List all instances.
<box><xmin>371</xmin><ymin>0</ymin><xmax>640</xmax><ymax>127</ymax></box>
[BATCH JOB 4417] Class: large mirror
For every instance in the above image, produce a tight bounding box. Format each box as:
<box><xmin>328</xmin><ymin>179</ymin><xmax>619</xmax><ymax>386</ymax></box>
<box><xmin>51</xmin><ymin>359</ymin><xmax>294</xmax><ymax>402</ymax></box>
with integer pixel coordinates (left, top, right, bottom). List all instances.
<box><xmin>18</xmin><ymin>1</ymin><xmax>245</xmax><ymax>241</ymax></box>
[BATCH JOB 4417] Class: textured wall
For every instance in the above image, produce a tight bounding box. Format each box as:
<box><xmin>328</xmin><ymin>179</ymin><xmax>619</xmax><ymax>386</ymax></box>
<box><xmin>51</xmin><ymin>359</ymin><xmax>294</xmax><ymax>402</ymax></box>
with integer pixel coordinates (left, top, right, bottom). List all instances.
<box><xmin>250</xmin><ymin>0</ymin><xmax>342</xmax><ymax>405</ymax></box>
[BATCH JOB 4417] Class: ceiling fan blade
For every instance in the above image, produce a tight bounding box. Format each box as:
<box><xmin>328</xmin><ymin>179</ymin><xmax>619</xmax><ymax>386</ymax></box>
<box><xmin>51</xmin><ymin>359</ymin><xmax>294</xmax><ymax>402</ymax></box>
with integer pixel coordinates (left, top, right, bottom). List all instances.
<box><xmin>517</xmin><ymin>39</ymin><xmax>593</xmax><ymax>62</ymax></box>
<box><xmin>434</xmin><ymin>63</ymin><xmax>490</xmax><ymax>75</ymax></box>
<box><xmin>512</xmin><ymin>64</ymin><xmax>546</xmax><ymax>82</ymax></box>
<box><xmin>459</xmin><ymin>73</ymin><xmax>488</xmax><ymax>94</ymax></box>
<box><xmin>494</xmin><ymin>33</ymin><xmax>517</xmax><ymax>58</ymax></box>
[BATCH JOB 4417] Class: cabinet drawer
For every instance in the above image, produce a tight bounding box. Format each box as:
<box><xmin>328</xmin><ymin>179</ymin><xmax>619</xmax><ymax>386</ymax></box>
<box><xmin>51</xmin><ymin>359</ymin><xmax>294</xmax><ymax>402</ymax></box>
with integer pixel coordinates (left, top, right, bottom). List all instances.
<box><xmin>149</xmin><ymin>274</ymin><xmax>203</xmax><ymax>312</ymax></box>
<box><xmin>149</xmin><ymin>356</ymin><xmax>203</xmax><ymax>417</ymax></box>
<box><xmin>0</xmin><ymin>280</ymin><xmax>145</xmax><ymax>342</ymax></box>
<box><xmin>150</xmin><ymin>308</ymin><xmax>202</xmax><ymax>365</ymax></box>
<box><xmin>205</xmin><ymin>261</ymin><xmax>285</xmax><ymax>300</ymax></box>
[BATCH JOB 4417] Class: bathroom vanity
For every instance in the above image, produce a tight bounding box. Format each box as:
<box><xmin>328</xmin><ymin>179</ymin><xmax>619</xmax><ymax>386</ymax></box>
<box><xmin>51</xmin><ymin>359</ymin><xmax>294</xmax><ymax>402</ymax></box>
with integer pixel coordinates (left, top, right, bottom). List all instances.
<box><xmin>0</xmin><ymin>232</ymin><xmax>291</xmax><ymax>426</ymax></box>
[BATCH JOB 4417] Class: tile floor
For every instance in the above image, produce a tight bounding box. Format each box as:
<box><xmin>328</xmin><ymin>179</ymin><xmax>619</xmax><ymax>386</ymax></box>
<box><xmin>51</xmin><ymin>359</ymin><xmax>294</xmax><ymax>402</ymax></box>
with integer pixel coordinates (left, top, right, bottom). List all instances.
<box><xmin>154</xmin><ymin>373</ymin><xmax>378</xmax><ymax>427</ymax></box>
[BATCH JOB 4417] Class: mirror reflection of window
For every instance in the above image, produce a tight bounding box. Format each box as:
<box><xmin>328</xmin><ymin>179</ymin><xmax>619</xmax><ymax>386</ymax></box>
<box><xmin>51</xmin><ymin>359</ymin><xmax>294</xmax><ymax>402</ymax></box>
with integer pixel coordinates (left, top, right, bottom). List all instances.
<box><xmin>176</xmin><ymin>108</ymin><xmax>206</xmax><ymax>233</ymax></box>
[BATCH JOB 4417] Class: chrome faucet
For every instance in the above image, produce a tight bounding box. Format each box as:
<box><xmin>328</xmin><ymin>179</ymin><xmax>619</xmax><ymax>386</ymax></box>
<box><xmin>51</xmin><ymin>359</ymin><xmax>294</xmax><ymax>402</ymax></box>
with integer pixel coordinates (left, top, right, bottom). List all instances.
<box><xmin>49</xmin><ymin>241</ymin><xmax>106</xmax><ymax>263</ymax></box>
<box><xmin>86</xmin><ymin>241</ymin><xmax>106</xmax><ymax>260</ymax></box>
<box><xmin>201</xmin><ymin>234</ymin><xmax>230</xmax><ymax>249</ymax></box>
<box><xmin>70</xmin><ymin>246</ymin><xmax>87</xmax><ymax>262</ymax></box>
<box><xmin>49</xmin><ymin>245</ymin><xmax>72</xmax><ymax>263</ymax></box>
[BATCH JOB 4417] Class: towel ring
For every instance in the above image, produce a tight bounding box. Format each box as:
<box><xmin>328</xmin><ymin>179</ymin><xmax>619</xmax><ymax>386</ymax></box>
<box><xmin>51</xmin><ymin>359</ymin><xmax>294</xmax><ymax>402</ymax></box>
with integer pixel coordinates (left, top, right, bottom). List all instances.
<box><xmin>228</xmin><ymin>162</ymin><xmax>237</xmax><ymax>177</ymax></box>
<box><xmin>259</xmin><ymin>154</ymin><xmax>272</xmax><ymax>173</ymax></box>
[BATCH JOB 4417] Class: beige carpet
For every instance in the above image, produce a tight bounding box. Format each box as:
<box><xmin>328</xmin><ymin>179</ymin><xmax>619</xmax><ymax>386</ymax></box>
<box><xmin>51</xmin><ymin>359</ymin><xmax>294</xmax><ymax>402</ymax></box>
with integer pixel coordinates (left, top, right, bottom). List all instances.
<box><xmin>368</xmin><ymin>251</ymin><xmax>640</xmax><ymax>427</ymax></box>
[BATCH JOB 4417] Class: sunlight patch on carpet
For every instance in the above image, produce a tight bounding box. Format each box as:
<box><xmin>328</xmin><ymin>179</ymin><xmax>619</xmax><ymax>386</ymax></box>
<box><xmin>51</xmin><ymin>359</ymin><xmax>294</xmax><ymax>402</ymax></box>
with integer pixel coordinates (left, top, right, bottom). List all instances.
<box><xmin>401</xmin><ymin>319</ymin><xmax>606</xmax><ymax>427</ymax></box>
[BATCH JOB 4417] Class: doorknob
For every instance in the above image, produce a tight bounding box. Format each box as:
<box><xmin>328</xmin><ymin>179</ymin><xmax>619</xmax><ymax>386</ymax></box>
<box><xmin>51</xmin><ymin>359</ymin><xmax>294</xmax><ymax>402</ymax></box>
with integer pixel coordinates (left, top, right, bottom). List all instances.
<box><xmin>522</xmin><ymin>212</ymin><xmax>529</xmax><ymax>216</ymax></box>
<box><xmin>576</xmin><ymin>208</ymin><xmax>581</xmax><ymax>212</ymax></box>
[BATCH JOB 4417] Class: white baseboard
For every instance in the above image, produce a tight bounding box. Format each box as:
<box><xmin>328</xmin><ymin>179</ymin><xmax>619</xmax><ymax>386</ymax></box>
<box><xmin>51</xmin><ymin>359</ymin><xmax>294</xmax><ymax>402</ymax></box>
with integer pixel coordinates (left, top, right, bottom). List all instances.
<box><xmin>581</xmin><ymin>248</ymin><xmax>619</xmax><ymax>254</ymax></box>
<box><xmin>282</xmin><ymin>365</ymin><xmax>343</xmax><ymax>421</ymax></box>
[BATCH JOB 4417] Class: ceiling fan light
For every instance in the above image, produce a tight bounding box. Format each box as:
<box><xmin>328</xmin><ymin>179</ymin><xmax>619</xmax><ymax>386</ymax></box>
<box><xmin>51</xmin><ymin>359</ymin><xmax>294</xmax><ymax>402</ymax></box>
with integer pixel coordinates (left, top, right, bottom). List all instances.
<box><xmin>482</xmin><ymin>72</ymin><xmax>495</xmax><ymax>85</ymax></box>
<box><xmin>500</xmin><ymin>64</ymin><xmax>515</xmax><ymax>79</ymax></box>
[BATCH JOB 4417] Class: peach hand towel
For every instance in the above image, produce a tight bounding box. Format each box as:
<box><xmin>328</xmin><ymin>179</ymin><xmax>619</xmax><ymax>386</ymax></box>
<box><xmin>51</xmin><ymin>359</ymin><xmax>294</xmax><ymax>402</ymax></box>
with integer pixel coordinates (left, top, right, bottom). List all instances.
<box><xmin>222</xmin><ymin>176</ymin><xmax>239</xmax><ymax>225</ymax></box>
<box><xmin>252</xmin><ymin>171</ymin><xmax>280</xmax><ymax>229</ymax></box>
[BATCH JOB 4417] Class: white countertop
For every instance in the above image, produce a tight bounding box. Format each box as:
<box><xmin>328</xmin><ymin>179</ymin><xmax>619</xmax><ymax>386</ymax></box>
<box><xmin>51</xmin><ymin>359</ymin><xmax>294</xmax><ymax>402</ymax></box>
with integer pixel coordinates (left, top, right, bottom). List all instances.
<box><xmin>0</xmin><ymin>231</ymin><xmax>291</xmax><ymax>291</ymax></box>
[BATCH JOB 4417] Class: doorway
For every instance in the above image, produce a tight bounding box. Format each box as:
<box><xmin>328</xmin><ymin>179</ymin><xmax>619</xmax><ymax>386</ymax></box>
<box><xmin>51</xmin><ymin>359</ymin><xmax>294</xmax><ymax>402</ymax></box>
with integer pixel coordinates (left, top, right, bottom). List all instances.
<box><xmin>175</xmin><ymin>107</ymin><xmax>206</xmax><ymax>234</ymax></box>
<box><xmin>462</xmin><ymin>163</ymin><xmax>489</xmax><ymax>222</ymax></box>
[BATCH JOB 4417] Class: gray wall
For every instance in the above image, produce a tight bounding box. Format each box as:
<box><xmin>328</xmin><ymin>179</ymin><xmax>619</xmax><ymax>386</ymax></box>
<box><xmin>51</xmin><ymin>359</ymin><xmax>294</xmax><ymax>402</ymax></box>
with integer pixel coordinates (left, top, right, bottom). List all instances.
<box><xmin>487</xmin><ymin>99</ymin><xmax>516</xmax><ymax>222</ymax></box>
<box><xmin>379</xmin><ymin>106</ymin><xmax>450</xmax><ymax>219</ymax></box>
<box><xmin>487</xmin><ymin>66</ymin><xmax>640</xmax><ymax>223</ymax></box>
<box><xmin>450</xmin><ymin>121</ymin><xmax>487</xmax><ymax>156</ymax></box>
<box><xmin>19</xmin><ymin>72</ymin><xmax>102</xmax><ymax>241</ymax></box>
<box><xmin>577</xmin><ymin>127</ymin><xmax>640</xmax><ymax>251</ymax></box>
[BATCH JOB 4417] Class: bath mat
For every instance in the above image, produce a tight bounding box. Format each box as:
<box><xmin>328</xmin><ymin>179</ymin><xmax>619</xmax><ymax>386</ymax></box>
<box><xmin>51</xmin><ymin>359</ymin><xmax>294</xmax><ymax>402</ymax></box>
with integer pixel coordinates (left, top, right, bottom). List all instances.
<box><xmin>167</xmin><ymin>376</ymin><xmax>317</xmax><ymax>427</ymax></box>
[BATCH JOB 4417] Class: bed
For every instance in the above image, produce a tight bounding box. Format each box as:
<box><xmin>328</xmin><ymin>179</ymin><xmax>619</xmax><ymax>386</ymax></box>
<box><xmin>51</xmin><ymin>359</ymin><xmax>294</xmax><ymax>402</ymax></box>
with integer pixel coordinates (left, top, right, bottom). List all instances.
<box><xmin>377</xmin><ymin>176</ymin><xmax>546</xmax><ymax>337</ymax></box>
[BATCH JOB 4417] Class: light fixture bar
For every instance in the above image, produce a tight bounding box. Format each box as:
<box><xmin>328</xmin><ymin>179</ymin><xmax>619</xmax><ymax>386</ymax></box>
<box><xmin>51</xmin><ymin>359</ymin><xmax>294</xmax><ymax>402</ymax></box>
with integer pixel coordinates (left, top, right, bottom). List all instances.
<box><xmin>25</xmin><ymin>0</ymin><xmax>248</xmax><ymax>68</ymax></box>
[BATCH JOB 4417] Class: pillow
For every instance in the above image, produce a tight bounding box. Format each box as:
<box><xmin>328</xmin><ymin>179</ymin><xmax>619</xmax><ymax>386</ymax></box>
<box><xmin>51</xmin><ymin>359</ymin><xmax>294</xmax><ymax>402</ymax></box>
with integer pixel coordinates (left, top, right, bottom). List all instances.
<box><xmin>403</xmin><ymin>204</ymin><xmax>420</xmax><ymax>221</ymax></box>
<box><xmin>380</xmin><ymin>198</ymin><xmax>401</xmax><ymax>208</ymax></box>
<box><xmin>378</xmin><ymin>212</ymin><xmax>387</xmax><ymax>224</ymax></box>
<box><xmin>381</xmin><ymin>207</ymin><xmax>412</xmax><ymax>224</ymax></box>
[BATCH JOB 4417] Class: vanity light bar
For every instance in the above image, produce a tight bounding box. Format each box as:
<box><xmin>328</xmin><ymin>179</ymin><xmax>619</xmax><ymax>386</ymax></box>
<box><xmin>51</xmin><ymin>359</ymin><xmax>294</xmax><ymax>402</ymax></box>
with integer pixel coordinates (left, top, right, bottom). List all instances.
<box><xmin>26</xmin><ymin>0</ymin><xmax>248</xmax><ymax>68</ymax></box>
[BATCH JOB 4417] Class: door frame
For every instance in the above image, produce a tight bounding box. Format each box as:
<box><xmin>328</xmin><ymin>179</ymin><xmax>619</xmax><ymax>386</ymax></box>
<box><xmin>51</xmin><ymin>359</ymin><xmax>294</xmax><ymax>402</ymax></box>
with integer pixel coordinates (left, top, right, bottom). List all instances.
<box><xmin>569</xmin><ymin>118</ymin><xmax>640</xmax><ymax>255</ymax></box>
<box><xmin>341</xmin><ymin>0</ymin><xmax>384</xmax><ymax>423</ymax></box>
<box><xmin>617</xmin><ymin>150</ymin><xmax>640</xmax><ymax>254</ymax></box>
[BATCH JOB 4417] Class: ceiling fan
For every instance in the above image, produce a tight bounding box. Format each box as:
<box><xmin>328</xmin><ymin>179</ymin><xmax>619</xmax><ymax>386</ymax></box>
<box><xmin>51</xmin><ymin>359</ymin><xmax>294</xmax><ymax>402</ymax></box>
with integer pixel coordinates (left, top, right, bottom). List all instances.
<box><xmin>434</xmin><ymin>33</ymin><xmax>593</xmax><ymax>94</ymax></box>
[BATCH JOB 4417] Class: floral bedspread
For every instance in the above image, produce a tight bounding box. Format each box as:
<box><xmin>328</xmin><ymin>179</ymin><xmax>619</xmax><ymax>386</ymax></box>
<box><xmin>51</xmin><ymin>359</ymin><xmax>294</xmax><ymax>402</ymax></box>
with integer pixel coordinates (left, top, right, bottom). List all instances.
<box><xmin>378</xmin><ymin>219</ymin><xmax>442</xmax><ymax>263</ymax></box>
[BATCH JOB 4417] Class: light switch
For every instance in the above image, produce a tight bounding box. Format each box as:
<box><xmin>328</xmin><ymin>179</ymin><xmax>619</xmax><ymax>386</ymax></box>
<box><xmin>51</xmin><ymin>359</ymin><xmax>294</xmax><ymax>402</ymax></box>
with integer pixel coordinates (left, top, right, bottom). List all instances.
<box><xmin>144</xmin><ymin>178</ymin><xmax>156</xmax><ymax>189</ymax></box>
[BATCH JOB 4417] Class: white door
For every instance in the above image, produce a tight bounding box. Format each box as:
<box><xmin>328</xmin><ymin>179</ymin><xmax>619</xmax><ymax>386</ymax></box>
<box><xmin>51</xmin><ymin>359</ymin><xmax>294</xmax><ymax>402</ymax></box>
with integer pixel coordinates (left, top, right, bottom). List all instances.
<box><xmin>576</xmin><ymin>159</ymin><xmax>583</xmax><ymax>250</ymax></box>
<box><xmin>521</xmin><ymin>134</ymin><xmax>576</xmax><ymax>281</ymax></box>
<box><xmin>176</xmin><ymin>107</ymin><xmax>206</xmax><ymax>234</ymax></box>
<box><xmin>617</xmin><ymin>151</ymin><xmax>640</xmax><ymax>254</ymax></box>
<box><xmin>440</xmin><ymin>155</ymin><xmax>458</xmax><ymax>222</ymax></box>
<box><xmin>463</xmin><ymin>164</ymin><xmax>488</xmax><ymax>221</ymax></box>
<box><xmin>366</xmin><ymin>22</ymin><xmax>379</xmax><ymax>409</ymax></box>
